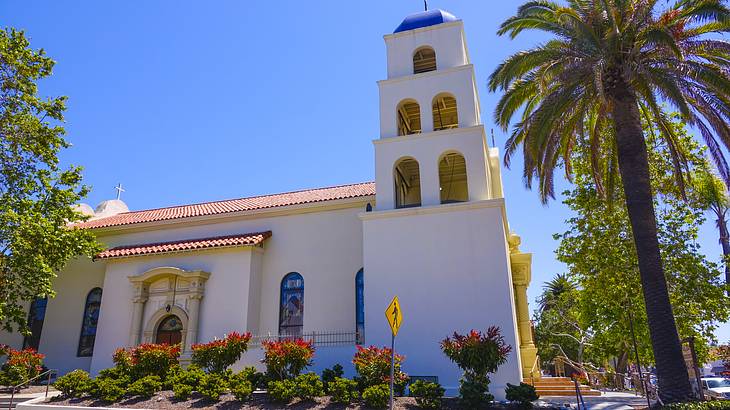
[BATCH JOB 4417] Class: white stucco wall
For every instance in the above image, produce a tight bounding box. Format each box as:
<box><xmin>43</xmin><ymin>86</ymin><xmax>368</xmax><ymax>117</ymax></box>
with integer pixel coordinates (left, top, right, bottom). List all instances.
<box><xmin>385</xmin><ymin>21</ymin><xmax>468</xmax><ymax>79</ymax></box>
<box><xmin>379</xmin><ymin>65</ymin><xmax>480</xmax><ymax>138</ymax></box>
<box><xmin>361</xmin><ymin>200</ymin><xmax>522</xmax><ymax>399</ymax></box>
<box><xmin>84</xmin><ymin>202</ymin><xmax>367</xmax><ymax>374</ymax></box>
<box><xmin>374</xmin><ymin>125</ymin><xmax>492</xmax><ymax>210</ymax></box>
<box><xmin>0</xmin><ymin>258</ymin><xmax>106</xmax><ymax>375</ymax></box>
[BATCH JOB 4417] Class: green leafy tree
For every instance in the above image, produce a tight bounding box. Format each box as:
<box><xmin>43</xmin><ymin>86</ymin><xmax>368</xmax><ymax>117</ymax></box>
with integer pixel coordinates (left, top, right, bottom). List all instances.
<box><xmin>0</xmin><ymin>28</ymin><xmax>100</xmax><ymax>333</ymax></box>
<box><xmin>490</xmin><ymin>0</ymin><xmax>730</xmax><ymax>402</ymax></box>
<box><xmin>552</xmin><ymin>120</ymin><xmax>730</xmax><ymax>376</ymax></box>
<box><xmin>693</xmin><ymin>170</ymin><xmax>730</xmax><ymax>286</ymax></box>
<box><xmin>533</xmin><ymin>274</ymin><xmax>593</xmax><ymax>371</ymax></box>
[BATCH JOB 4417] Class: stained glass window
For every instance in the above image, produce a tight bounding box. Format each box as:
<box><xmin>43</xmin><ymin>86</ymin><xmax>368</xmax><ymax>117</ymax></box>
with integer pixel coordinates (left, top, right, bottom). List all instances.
<box><xmin>77</xmin><ymin>288</ymin><xmax>102</xmax><ymax>357</ymax></box>
<box><xmin>23</xmin><ymin>297</ymin><xmax>48</xmax><ymax>351</ymax></box>
<box><xmin>279</xmin><ymin>272</ymin><xmax>304</xmax><ymax>336</ymax></box>
<box><xmin>356</xmin><ymin>269</ymin><xmax>364</xmax><ymax>344</ymax></box>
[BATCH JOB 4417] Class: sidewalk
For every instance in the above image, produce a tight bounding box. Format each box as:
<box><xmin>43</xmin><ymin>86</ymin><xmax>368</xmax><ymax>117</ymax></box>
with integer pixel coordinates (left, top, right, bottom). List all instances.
<box><xmin>537</xmin><ymin>391</ymin><xmax>652</xmax><ymax>410</ymax></box>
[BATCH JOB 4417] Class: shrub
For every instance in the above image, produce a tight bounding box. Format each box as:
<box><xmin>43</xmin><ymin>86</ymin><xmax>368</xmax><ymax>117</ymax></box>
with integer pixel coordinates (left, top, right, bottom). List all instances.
<box><xmin>172</xmin><ymin>383</ymin><xmax>193</xmax><ymax>400</ymax></box>
<box><xmin>198</xmin><ymin>373</ymin><xmax>227</xmax><ymax>401</ymax></box>
<box><xmin>459</xmin><ymin>375</ymin><xmax>493</xmax><ymax>409</ymax></box>
<box><xmin>329</xmin><ymin>377</ymin><xmax>359</xmax><ymax>404</ymax></box>
<box><xmin>321</xmin><ymin>363</ymin><xmax>343</xmax><ymax>393</ymax></box>
<box><xmin>112</xmin><ymin>348</ymin><xmax>133</xmax><ymax>372</ymax></box>
<box><xmin>409</xmin><ymin>380</ymin><xmax>444</xmax><ymax>409</ymax></box>
<box><xmin>353</xmin><ymin>345</ymin><xmax>408</xmax><ymax>394</ymax></box>
<box><xmin>191</xmin><ymin>332</ymin><xmax>251</xmax><ymax>374</ymax></box>
<box><xmin>97</xmin><ymin>366</ymin><xmax>131</xmax><ymax>388</ymax></box>
<box><xmin>128</xmin><ymin>343</ymin><xmax>180</xmax><ymax>380</ymax></box>
<box><xmin>505</xmin><ymin>382</ymin><xmax>539</xmax><ymax>408</ymax></box>
<box><xmin>662</xmin><ymin>403</ymin><xmax>730</xmax><ymax>410</ymax></box>
<box><xmin>0</xmin><ymin>348</ymin><xmax>45</xmax><ymax>386</ymax></box>
<box><xmin>362</xmin><ymin>384</ymin><xmax>390</xmax><ymax>409</ymax></box>
<box><xmin>268</xmin><ymin>379</ymin><xmax>297</xmax><ymax>403</ymax></box>
<box><xmin>89</xmin><ymin>378</ymin><xmax>126</xmax><ymax>403</ymax></box>
<box><xmin>262</xmin><ymin>338</ymin><xmax>315</xmax><ymax>380</ymax></box>
<box><xmin>167</xmin><ymin>365</ymin><xmax>205</xmax><ymax>391</ymax></box>
<box><xmin>229</xmin><ymin>376</ymin><xmax>253</xmax><ymax>402</ymax></box>
<box><xmin>161</xmin><ymin>365</ymin><xmax>181</xmax><ymax>390</ymax></box>
<box><xmin>239</xmin><ymin>366</ymin><xmax>266</xmax><ymax>389</ymax></box>
<box><xmin>127</xmin><ymin>375</ymin><xmax>162</xmax><ymax>399</ymax></box>
<box><xmin>441</xmin><ymin>327</ymin><xmax>511</xmax><ymax>407</ymax></box>
<box><xmin>294</xmin><ymin>372</ymin><xmax>324</xmax><ymax>401</ymax></box>
<box><xmin>54</xmin><ymin>369</ymin><xmax>91</xmax><ymax>398</ymax></box>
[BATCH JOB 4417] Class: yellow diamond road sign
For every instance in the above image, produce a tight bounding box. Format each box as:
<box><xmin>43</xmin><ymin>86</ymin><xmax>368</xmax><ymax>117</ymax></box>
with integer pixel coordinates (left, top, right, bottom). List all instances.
<box><xmin>385</xmin><ymin>296</ymin><xmax>403</xmax><ymax>336</ymax></box>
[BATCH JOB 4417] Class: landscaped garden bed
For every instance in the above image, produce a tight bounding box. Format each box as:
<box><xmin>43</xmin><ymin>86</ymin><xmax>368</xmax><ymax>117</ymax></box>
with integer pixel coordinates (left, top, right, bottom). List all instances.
<box><xmin>47</xmin><ymin>391</ymin><xmax>468</xmax><ymax>409</ymax></box>
<box><xmin>6</xmin><ymin>327</ymin><xmax>543</xmax><ymax>409</ymax></box>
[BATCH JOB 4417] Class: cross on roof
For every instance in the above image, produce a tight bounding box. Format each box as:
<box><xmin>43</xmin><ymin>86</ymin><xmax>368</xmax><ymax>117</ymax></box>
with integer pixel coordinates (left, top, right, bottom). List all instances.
<box><xmin>114</xmin><ymin>183</ymin><xmax>125</xmax><ymax>200</ymax></box>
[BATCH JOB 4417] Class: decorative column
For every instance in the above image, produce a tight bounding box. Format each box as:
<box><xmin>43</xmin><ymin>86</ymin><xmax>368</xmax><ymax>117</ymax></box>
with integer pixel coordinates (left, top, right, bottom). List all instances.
<box><xmin>184</xmin><ymin>280</ymin><xmax>205</xmax><ymax>353</ymax></box>
<box><xmin>129</xmin><ymin>283</ymin><xmax>149</xmax><ymax>346</ymax></box>
<box><xmin>509</xmin><ymin>233</ymin><xmax>540</xmax><ymax>381</ymax></box>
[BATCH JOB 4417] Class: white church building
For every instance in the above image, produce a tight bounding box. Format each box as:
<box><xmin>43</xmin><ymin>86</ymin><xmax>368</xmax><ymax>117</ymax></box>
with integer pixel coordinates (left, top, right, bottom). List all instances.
<box><xmin>1</xmin><ymin>9</ymin><xmax>538</xmax><ymax>398</ymax></box>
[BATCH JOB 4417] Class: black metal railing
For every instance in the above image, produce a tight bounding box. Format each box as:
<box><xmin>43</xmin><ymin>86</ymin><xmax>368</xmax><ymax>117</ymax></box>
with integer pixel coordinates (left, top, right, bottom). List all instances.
<box><xmin>249</xmin><ymin>331</ymin><xmax>359</xmax><ymax>347</ymax></box>
<box><xmin>7</xmin><ymin>368</ymin><xmax>57</xmax><ymax>409</ymax></box>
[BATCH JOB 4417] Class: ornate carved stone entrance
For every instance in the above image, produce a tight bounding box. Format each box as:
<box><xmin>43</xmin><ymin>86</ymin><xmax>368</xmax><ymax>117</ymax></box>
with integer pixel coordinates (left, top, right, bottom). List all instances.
<box><xmin>128</xmin><ymin>267</ymin><xmax>210</xmax><ymax>354</ymax></box>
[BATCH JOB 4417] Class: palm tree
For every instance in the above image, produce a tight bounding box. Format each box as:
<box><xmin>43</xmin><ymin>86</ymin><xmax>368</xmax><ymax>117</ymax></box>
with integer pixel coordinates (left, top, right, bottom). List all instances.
<box><xmin>537</xmin><ymin>273</ymin><xmax>577</xmax><ymax>312</ymax></box>
<box><xmin>489</xmin><ymin>0</ymin><xmax>730</xmax><ymax>403</ymax></box>
<box><xmin>695</xmin><ymin>170</ymin><xmax>730</xmax><ymax>285</ymax></box>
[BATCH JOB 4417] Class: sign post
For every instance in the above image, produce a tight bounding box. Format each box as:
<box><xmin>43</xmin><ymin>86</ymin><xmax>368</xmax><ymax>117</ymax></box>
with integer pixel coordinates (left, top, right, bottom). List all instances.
<box><xmin>385</xmin><ymin>296</ymin><xmax>402</xmax><ymax>410</ymax></box>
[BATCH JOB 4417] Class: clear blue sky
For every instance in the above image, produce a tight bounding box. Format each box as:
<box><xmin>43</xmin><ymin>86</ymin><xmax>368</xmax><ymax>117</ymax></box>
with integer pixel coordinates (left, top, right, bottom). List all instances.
<box><xmin>3</xmin><ymin>1</ymin><xmax>727</xmax><ymax>341</ymax></box>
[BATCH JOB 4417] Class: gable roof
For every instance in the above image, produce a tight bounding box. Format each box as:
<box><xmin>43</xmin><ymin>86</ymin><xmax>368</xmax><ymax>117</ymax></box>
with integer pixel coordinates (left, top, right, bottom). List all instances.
<box><xmin>75</xmin><ymin>182</ymin><xmax>375</xmax><ymax>230</ymax></box>
<box><xmin>97</xmin><ymin>231</ymin><xmax>272</xmax><ymax>259</ymax></box>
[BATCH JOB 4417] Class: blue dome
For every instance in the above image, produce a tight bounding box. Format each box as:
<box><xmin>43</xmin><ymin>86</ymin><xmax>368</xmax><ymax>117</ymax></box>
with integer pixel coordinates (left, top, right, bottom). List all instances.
<box><xmin>394</xmin><ymin>9</ymin><xmax>458</xmax><ymax>33</ymax></box>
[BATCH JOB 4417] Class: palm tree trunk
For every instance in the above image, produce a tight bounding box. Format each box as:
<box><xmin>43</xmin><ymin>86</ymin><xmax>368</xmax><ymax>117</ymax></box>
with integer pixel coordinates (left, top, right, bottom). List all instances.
<box><xmin>717</xmin><ymin>211</ymin><xmax>730</xmax><ymax>286</ymax></box>
<box><xmin>610</xmin><ymin>85</ymin><xmax>693</xmax><ymax>403</ymax></box>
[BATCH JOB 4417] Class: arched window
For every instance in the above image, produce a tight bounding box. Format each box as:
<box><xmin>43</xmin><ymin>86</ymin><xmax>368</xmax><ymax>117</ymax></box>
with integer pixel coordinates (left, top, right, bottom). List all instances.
<box><xmin>394</xmin><ymin>157</ymin><xmax>422</xmax><ymax>208</ymax></box>
<box><xmin>439</xmin><ymin>152</ymin><xmax>469</xmax><ymax>204</ymax></box>
<box><xmin>279</xmin><ymin>272</ymin><xmax>304</xmax><ymax>336</ymax></box>
<box><xmin>156</xmin><ymin>315</ymin><xmax>183</xmax><ymax>345</ymax></box>
<box><xmin>355</xmin><ymin>269</ymin><xmax>364</xmax><ymax>344</ymax></box>
<box><xmin>77</xmin><ymin>288</ymin><xmax>102</xmax><ymax>357</ymax></box>
<box><xmin>23</xmin><ymin>297</ymin><xmax>48</xmax><ymax>351</ymax></box>
<box><xmin>432</xmin><ymin>94</ymin><xmax>458</xmax><ymax>131</ymax></box>
<box><xmin>413</xmin><ymin>47</ymin><xmax>436</xmax><ymax>74</ymax></box>
<box><xmin>397</xmin><ymin>100</ymin><xmax>421</xmax><ymax>136</ymax></box>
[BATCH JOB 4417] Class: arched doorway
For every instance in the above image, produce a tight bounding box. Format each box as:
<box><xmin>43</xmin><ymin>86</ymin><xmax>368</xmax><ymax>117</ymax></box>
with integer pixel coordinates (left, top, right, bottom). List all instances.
<box><xmin>155</xmin><ymin>315</ymin><xmax>183</xmax><ymax>345</ymax></box>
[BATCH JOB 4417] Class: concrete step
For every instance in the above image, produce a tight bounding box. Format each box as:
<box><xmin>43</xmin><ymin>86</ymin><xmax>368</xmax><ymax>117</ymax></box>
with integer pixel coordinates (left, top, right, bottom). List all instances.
<box><xmin>0</xmin><ymin>394</ymin><xmax>47</xmax><ymax>409</ymax></box>
<box><xmin>0</xmin><ymin>397</ymin><xmax>22</xmax><ymax>409</ymax></box>
<box><xmin>536</xmin><ymin>389</ymin><xmax>602</xmax><ymax>397</ymax></box>
<box><xmin>533</xmin><ymin>385</ymin><xmax>596</xmax><ymax>390</ymax></box>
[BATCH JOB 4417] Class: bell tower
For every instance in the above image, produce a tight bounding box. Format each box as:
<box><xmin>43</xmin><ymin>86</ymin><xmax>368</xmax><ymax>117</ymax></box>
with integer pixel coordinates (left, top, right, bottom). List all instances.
<box><xmin>374</xmin><ymin>9</ymin><xmax>502</xmax><ymax>211</ymax></box>
<box><xmin>361</xmin><ymin>9</ymin><xmax>523</xmax><ymax>399</ymax></box>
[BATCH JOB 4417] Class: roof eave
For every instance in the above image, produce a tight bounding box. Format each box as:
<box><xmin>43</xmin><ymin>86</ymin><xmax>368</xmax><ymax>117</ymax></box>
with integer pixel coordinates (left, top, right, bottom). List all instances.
<box><xmin>88</xmin><ymin>194</ymin><xmax>376</xmax><ymax>236</ymax></box>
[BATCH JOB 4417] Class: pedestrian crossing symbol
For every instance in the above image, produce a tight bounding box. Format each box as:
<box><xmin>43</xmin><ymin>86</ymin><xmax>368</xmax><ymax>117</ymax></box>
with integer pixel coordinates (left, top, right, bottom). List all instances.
<box><xmin>385</xmin><ymin>296</ymin><xmax>403</xmax><ymax>336</ymax></box>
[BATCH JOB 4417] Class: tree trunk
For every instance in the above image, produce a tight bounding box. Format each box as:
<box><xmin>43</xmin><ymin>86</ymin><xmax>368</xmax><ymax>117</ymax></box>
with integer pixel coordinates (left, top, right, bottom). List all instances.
<box><xmin>615</xmin><ymin>350</ymin><xmax>629</xmax><ymax>389</ymax></box>
<box><xmin>717</xmin><ymin>211</ymin><xmax>730</xmax><ymax>286</ymax></box>
<box><xmin>609</xmin><ymin>85</ymin><xmax>693</xmax><ymax>403</ymax></box>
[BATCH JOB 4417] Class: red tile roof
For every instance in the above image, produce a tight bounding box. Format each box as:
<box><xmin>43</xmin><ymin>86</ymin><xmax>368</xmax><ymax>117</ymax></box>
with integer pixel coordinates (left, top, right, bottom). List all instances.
<box><xmin>76</xmin><ymin>182</ymin><xmax>375</xmax><ymax>230</ymax></box>
<box><xmin>97</xmin><ymin>231</ymin><xmax>272</xmax><ymax>259</ymax></box>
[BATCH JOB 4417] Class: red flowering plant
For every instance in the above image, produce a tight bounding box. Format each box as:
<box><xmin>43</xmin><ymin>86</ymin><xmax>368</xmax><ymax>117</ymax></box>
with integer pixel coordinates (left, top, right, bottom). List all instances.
<box><xmin>352</xmin><ymin>345</ymin><xmax>409</xmax><ymax>395</ymax></box>
<box><xmin>262</xmin><ymin>338</ymin><xmax>314</xmax><ymax>380</ymax></box>
<box><xmin>0</xmin><ymin>348</ymin><xmax>45</xmax><ymax>386</ymax></box>
<box><xmin>112</xmin><ymin>348</ymin><xmax>133</xmax><ymax>371</ymax></box>
<box><xmin>441</xmin><ymin>327</ymin><xmax>512</xmax><ymax>406</ymax></box>
<box><xmin>192</xmin><ymin>331</ymin><xmax>251</xmax><ymax>374</ymax></box>
<box><xmin>113</xmin><ymin>343</ymin><xmax>180</xmax><ymax>381</ymax></box>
